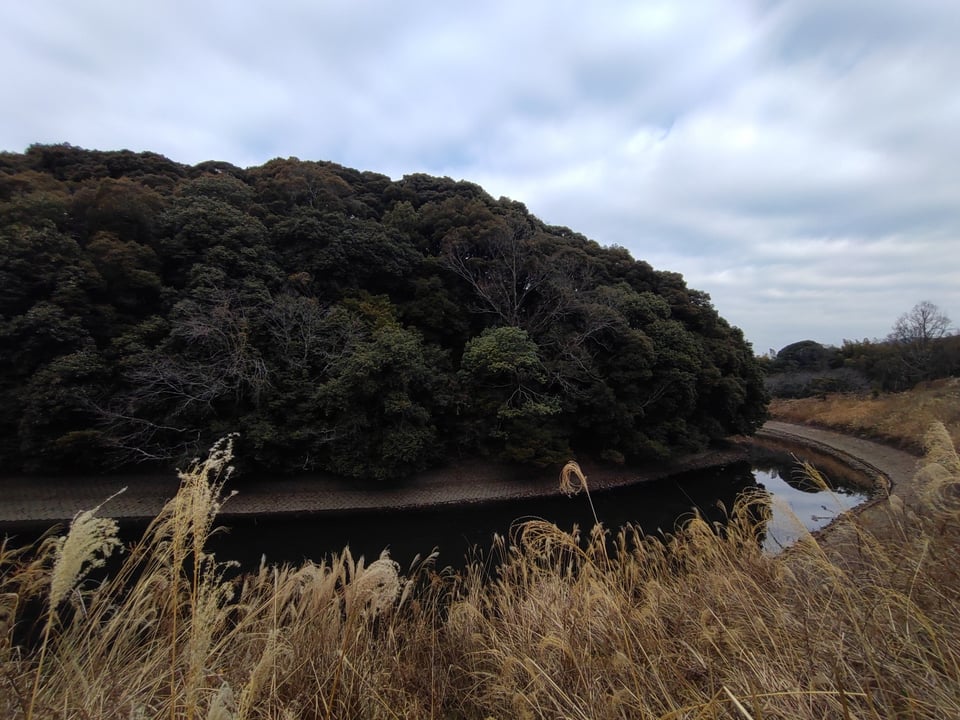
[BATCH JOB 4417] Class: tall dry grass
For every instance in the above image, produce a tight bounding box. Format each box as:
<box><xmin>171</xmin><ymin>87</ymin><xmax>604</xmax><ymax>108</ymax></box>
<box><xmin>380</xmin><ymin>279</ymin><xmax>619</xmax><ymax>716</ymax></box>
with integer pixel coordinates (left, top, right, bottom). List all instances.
<box><xmin>1</xmin><ymin>427</ymin><xmax>959</xmax><ymax>719</ymax></box>
<box><xmin>769</xmin><ymin>376</ymin><xmax>960</xmax><ymax>452</ymax></box>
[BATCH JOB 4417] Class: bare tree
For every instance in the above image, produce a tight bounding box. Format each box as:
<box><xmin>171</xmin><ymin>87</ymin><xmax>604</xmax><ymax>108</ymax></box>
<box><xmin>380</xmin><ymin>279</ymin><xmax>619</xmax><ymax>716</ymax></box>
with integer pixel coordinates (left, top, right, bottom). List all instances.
<box><xmin>443</xmin><ymin>220</ymin><xmax>565</xmax><ymax>333</ymax></box>
<box><xmin>94</xmin><ymin>292</ymin><xmax>272</xmax><ymax>464</ymax></box>
<box><xmin>261</xmin><ymin>293</ymin><xmax>363</xmax><ymax>374</ymax></box>
<box><xmin>445</xmin><ymin>223</ymin><xmax>635</xmax><ymax>397</ymax></box>
<box><xmin>890</xmin><ymin>300</ymin><xmax>952</xmax><ymax>344</ymax></box>
<box><xmin>172</xmin><ymin>298</ymin><xmax>271</xmax><ymax>403</ymax></box>
<box><xmin>95</xmin><ymin>291</ymin><xmax>360</xmax><ymax>466</ymax></box>
<box><xmin>889</xmin><ymin>300</ymin><xmax>954</xmax><ymax>381</ymax></box>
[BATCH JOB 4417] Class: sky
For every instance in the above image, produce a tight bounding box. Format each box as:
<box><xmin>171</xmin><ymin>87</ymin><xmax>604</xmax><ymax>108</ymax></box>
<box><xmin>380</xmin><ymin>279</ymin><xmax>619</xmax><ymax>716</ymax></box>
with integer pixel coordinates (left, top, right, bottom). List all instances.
<box><xmin>2</xmin><ymin>0</ymin><xmax>958</xmax><ymax>355</ymax></box>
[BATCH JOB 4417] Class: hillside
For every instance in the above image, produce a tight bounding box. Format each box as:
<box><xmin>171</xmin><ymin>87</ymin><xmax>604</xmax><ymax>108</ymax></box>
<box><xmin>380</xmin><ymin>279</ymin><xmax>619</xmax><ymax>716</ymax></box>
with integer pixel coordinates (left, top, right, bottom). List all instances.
<box><xmin>0</xmin><ymin>144</ymin><xmax>767</xmax><ymax>479</ymax></box>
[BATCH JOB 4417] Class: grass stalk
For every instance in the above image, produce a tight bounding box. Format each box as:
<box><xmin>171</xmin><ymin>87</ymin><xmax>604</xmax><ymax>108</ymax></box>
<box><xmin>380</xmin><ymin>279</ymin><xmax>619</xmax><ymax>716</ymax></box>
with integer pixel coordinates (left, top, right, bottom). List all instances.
<box><xmin>559</xmin><ymin>461</ymin><xmax>599</xmax><ymax>526</ymax></box>
<box><xmin>2</xmin><ymin>420</ymin><xmax>959</xmax><ymax>718</ymax></box>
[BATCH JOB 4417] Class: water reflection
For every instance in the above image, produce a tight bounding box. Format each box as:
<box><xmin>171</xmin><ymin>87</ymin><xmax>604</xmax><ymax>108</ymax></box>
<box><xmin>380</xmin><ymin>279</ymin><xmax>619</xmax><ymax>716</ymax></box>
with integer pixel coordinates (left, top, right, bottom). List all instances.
<box><xmin>204</xmin><ymin>452</ymin><xmax>872</xmax><ymax>572</ymax></box>
<box><xmin>750</xmin><ymin>456</ymin><xmax>873</xmax><ymax>554</ymax></box>
<box><xmin>213</xmin><ymin>462</ymin><xmax>756</xmax><ymax>567</ymax></box>
<box><xmin>3</xmin><ymin>450</ymin><xmax>875</xmax><ymax>576</ymax></box>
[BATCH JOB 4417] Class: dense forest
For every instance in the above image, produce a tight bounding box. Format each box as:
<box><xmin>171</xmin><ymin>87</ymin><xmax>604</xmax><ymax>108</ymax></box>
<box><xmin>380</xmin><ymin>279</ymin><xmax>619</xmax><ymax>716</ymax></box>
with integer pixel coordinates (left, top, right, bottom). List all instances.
<box><xmin>0</xmin><ymin>144</ymin><xmax>767</xmax><ymax>479</ymax></box>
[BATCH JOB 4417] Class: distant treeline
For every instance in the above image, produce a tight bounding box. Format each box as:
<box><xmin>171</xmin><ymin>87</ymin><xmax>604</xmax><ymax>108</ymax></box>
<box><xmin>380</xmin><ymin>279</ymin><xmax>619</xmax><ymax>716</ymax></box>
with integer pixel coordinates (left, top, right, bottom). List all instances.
<box><xmin>0</xmin><ymin>144</ymin><xmax>767</xmax><ymax>478</ymax></box>
<box><xmin>763</xmin><ymin>318</ymin><xmax>960</xmax><ymax>399</ymax></box>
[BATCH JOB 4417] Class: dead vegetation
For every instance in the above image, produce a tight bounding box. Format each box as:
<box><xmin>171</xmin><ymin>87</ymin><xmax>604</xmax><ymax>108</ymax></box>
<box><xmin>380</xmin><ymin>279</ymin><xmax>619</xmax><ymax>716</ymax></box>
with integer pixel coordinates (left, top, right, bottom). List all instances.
<box><xmin>769</xmin><ymin>377</ymin><xmax>960</xmax><ymax>453</ymax></box>
<box><xmin>1</xmin><ymin>426</ymin><xmax>958</xmax><ymax>719</ymax></box>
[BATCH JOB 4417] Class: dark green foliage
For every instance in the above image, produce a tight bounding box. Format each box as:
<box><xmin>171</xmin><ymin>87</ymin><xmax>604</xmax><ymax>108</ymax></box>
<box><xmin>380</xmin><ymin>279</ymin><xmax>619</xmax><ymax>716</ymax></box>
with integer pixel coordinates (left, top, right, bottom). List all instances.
<box><xmin>17</xmin><ymin>349</ymin><xmax>109</xmax><ymax>471</ymax></box>
<box><xmin>764</xmin><ymin>339</ymin><xmax>876</xmax><ymax>398</ymax></box>
<box><xmin>0</xmin><ymin>145</ymin><xmax>769</xmax><ymax>479</ymax></box>
<box><xmin>769</xmin><ymin>340</ymin><xmax>842</xmax><ymax>373</ymax></box>
<box><xmin>458</xmin><ymin>326</ymin><xmax>564</xmax><ymax>463</ymax></box>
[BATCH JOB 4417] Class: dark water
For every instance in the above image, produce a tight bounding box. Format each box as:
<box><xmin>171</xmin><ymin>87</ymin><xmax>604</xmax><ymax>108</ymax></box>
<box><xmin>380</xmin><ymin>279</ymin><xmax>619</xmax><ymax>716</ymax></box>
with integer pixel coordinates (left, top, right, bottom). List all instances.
<box><xmin>3</xmin><ymin>448</ymin><xmax>875</xmax><ymax>576</ymax></box>
<box><xmin>204</xmin><ymin>462</ymin><xmax>751</xmax><ymax>572</ymax></box>
<box><xmin>2</xmin><ymin>449</ymin><xmax>875</xmax><ymax>649</ymax></box>
<box><xmin>199</xmin><ymin>451</ymin><xmax>873</xmax><ymax>572</ymax></box>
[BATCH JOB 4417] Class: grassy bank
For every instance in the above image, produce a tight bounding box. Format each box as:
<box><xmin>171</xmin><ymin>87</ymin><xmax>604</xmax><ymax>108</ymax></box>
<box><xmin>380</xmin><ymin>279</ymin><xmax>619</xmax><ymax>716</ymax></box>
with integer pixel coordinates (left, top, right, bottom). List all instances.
<box><xmin>769</xmin><ymin>377</ymin><xmax>960</xmax><ymax>453</ymax></box>
<box><xmin>2</xmin><ymin>431</ymin><xmax>959</xmax><ymax>719</ymax></box>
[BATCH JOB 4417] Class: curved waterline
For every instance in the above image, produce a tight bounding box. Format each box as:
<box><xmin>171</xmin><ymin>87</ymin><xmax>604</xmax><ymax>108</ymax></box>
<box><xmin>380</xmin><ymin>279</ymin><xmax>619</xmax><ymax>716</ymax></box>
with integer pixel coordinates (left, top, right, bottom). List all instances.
<box><xmin>198</xmin><ymin>451</ymin><xmax>873</xmax><ymax>572</ymax></box>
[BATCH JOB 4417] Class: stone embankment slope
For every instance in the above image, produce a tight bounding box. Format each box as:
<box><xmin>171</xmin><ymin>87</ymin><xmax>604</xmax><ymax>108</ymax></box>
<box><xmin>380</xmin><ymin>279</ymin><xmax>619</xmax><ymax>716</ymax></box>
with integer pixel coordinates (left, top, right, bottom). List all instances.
<box><xmin>758</xmin><ymin>421</ymin><xmax>919</xmax><ymax>500</ymax></box>
<box><xmin>0</xmin><ymin>448</ymin><xmax>749</xmax><ymax>528</ymax></box>
<box><xmin>759</xmin><ymin>420</ymin><xmax>926</xmax><ymax>558</ymax></box>
<box><xmin>0</xmin><ymin>422</ymin><xmax>921</xmax><ymax>536</ymax></box>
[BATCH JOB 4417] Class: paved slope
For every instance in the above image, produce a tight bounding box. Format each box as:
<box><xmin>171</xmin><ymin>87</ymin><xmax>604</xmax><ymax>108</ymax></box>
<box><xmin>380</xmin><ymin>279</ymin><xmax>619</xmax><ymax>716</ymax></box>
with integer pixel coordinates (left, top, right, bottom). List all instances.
<box><xmin>0</xmin><ymin>423</ymin><xmax>920</xmax><ymax>527</ymax></box>
<box><xmin>0</xmin><ymin>449</ymin><xmax>748</xmax><ymax>526</ymax></box>
<box><xmin>759</xmin><ymin>421</ymin><xmax>920</xmax><ymax>502</ymax></box>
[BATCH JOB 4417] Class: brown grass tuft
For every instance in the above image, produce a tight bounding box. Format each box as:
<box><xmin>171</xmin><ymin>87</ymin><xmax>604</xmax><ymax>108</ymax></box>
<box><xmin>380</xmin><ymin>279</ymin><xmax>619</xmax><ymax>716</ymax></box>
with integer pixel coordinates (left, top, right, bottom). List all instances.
<box><xmin>2</xmin><ymin>426</ymin><xmax>959</xmax><ymax>718</ymax></box>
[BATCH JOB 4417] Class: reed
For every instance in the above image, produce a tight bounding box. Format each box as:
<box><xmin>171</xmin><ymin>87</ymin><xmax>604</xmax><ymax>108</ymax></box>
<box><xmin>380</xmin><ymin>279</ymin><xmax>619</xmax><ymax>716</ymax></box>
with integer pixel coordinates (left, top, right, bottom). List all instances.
<box><xmin>26</xmin><ymin>489</ymin><xmax>124</xmax><ymax>720</ymax></box>
<box><xmin>1</xmin><ymin>426</ymin><xmax>958</xmax><ymax>718</ymax></box>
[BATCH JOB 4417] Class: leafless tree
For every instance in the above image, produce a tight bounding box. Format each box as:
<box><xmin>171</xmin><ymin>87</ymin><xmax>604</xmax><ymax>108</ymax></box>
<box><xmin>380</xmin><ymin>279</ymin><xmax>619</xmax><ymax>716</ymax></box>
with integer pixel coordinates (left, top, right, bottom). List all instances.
<box><xmin>890</xmin><ymin>300</ymin><xmax>952</xmax><ymax>345</ymax></box>
<box><xmin>93</xmin><ymin>292</ymin><xmax>271</xmax><ymax>464</ymax></box>
<box><xmin>443</xmin><ymin>220</ymin><xmax>567</xmax><ymax>333</ymax></box>
<box><xmin>93</xmin><ymin>403</ymin><xmax>204</xmax><ymax>464</ymax></box>
<box><xmin>95</xmin><ymin>291</ymin><xmax>360</xmax><ymax>466</ymax></box>
<box><xmin>261</xmin><ymin>293</ymin><xmax>363</xmax><ymax>374</ymax></box>
<box><xmin>889</xmin><ymin>300</ymin><xmax>954</xmax><ymax>380</ymax></box>
<box><xmin>445</xmin><ymin>222</ymin><xmax>639</xmax><ymax>397</ymax></box>
<box><xmin>173</xmin><ymin>296</ymin><xmax>271</xmax><ymax>402</ymax></box>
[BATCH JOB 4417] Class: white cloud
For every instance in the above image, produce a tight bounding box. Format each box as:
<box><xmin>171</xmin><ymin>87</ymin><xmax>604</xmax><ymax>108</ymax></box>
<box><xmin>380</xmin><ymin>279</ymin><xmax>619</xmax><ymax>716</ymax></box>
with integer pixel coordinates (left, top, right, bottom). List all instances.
<box><xmin>2</xmin><ymin>0</ymin><xmax>958</xmax><ymax>353</ymax></box>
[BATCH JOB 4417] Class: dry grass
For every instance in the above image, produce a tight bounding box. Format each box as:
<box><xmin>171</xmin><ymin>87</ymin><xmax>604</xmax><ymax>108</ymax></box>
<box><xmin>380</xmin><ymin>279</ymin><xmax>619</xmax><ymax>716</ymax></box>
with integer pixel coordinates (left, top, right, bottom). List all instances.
<box><xmin>769</xmin><ymin>376</ymin><xmax>960</xmax><ymax>453</ymax></box>
<box><xmin>1</xmin><ymin>429</ymin><xmax>959</xmax><ymax>719</ymax></box>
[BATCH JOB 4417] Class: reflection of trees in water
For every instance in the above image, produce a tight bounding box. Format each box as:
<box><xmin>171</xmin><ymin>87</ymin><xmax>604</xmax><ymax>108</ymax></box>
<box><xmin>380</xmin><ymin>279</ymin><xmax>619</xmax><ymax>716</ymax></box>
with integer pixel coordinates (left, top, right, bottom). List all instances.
<box><xmin>202</xmin><ymin>461</ymin><xmax>778</xmax><ymax>573</ymax></box>
<box><xmin>593</xmin><ymin>461</ymin><xmax>759</xmax><ymax>536</ymax></box>
<box><xmin>752</xmin><ymin>459</ymin><xmax>825</xmax><ymax>494</ymax></box>
<box><xmin>747</xmin><ymin>448</ymin><xmax>875</xmax><ymax>553</ymax></box>
<box><xmin>752</xmin><ymin>445</ymin><xmax>863</xmax><ymax>494</ymax></box>
<box><xmin>749</xmin><ymin>443</ymin><xmax>873</xmax><ymax>496</ymax></box>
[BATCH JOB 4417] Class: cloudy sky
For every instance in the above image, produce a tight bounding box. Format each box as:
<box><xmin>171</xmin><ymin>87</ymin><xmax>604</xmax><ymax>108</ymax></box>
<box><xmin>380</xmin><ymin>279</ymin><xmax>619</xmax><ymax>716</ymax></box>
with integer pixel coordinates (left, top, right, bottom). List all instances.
<box><xmin>3</xmin><ymin>0</ymin><xmax>958</xmax><ymax>354</ymax></box>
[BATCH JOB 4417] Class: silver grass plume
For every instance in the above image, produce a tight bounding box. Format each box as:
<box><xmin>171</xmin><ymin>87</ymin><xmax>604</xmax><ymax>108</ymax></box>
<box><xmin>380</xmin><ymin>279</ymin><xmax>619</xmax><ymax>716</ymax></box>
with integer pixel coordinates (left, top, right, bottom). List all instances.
<box><xmin>49</xmin><ymin>488</ymin><xmax>125</xmax><ymax>606</ymax></box>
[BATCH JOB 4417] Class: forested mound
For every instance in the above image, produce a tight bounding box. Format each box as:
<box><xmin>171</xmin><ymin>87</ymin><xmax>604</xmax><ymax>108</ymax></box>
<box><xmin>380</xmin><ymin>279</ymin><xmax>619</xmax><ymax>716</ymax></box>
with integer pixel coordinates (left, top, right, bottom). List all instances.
<box><xmin>0</xmin><ymin>144</ymin><xmax>767</xmax><ymax>479</ymax></box>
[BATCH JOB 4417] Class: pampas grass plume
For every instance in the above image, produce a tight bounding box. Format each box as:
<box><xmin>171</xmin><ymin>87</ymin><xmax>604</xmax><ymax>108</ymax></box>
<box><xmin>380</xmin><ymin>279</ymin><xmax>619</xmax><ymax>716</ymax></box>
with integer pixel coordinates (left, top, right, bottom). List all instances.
<box><xmin>206</xmin><ymin>682</ymin><xmax>237</xmax><ymax>720</ymax></box>
<box><xmin>919</xmin><ymin>421</ymin><xmax>960</xmax><ymax>519</ymax></box>
<box><xmin>346</xmin><ymin>550</ymin><xmax>401</xmax><ymax>619</ymax></box>
<box><xmin>49</xmin><ymin>489</ymin><xmax>125</xmax><ymax>606</ymax></box>
<box><xmin>28</xmin><ymin>488</ymin><xmax>125</xmax><ymax>720</ymax></box>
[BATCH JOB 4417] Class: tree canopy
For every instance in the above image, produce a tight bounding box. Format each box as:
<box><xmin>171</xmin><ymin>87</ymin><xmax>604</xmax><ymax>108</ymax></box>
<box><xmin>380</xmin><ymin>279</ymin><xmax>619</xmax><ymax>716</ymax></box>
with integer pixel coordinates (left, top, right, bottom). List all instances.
<box><xmin>0</xmin><ymin>144</ymin><xmax>768</xmax><ymax>478</ymax></box>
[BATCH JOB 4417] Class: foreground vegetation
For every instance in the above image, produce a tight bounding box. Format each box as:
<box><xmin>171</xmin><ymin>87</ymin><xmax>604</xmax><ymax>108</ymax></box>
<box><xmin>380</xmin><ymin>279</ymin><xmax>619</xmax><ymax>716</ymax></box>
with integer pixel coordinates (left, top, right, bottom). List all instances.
<box><xmin>2</xmin><ymin>427</ymin><xmax>958</xmax><ymax>719</ymax></box>
<box><xmin>770</xmin><ymin>377</ymin><xmax>960</xmax><ymax>453</ymax></box>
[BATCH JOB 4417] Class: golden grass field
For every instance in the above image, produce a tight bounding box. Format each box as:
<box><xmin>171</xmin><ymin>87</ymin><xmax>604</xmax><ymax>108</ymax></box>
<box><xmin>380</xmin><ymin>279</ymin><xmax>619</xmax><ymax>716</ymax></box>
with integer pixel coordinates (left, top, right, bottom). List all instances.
<box><xmin>769</xmin><ymin>377</ymin><xmax>960</xmax><ymax>453</ymax></box>
<box><xmin>2</xmin><ymin>415</ymin><xmax>959</xmax><ymax>719</ymax></box>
